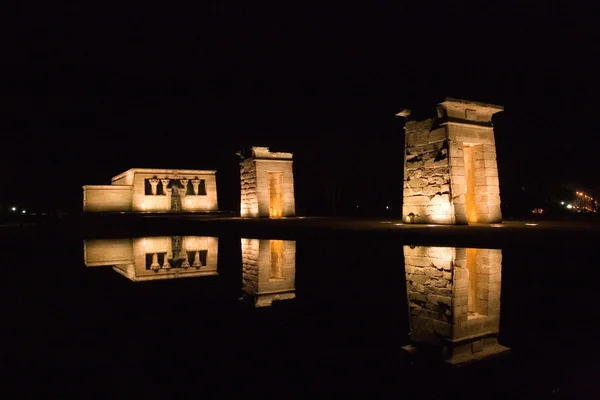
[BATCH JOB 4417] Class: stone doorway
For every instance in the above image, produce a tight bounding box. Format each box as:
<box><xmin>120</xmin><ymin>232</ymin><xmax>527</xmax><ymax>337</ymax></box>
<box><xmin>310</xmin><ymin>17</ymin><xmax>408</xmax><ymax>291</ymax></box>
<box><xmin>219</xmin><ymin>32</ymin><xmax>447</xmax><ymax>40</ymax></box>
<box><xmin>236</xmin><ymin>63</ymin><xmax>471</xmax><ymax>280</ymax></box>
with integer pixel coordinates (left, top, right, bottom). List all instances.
<box><xmin>268</xmin><ymin>172</ymin><xmax>283</xmax><ymax>218</ymax></box>
<box><xmin>464</xmin><ymin>145</ymin><xmax>477</xmax><ymax>223</ymax></box>
<box><xmin>463</xmin><ymin>144</ymin><xmax>486</xmax><ymax>224</ymax></box>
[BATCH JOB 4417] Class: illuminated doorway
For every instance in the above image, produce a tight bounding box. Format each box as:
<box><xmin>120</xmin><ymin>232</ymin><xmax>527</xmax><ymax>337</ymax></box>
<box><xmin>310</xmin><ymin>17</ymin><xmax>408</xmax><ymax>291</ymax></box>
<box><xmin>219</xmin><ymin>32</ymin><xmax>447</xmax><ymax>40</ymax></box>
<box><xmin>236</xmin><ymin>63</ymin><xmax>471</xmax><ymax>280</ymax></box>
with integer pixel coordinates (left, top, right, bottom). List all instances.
<box><xmin>269</xmin><ymin>240</ymin><xmax>284</xmax><ymax>280</ymax></box>
<box><xmin>464</xmin><ymin>146</ymin><xmax>477</xmax><ymax>223</ymax></box>
<box><xmin>268</xmin><ymin>172</ymin><xmax>283</xmax><ymax>218</ymax></box>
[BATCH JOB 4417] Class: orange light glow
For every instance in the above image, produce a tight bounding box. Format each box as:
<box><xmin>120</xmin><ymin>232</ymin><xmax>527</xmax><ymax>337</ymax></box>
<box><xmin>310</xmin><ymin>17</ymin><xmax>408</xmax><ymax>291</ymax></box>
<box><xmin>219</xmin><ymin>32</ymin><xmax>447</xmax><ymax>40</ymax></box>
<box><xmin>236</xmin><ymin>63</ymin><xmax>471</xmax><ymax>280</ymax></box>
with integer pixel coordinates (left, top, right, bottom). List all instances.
<box><xmin>464</xmin><ymin>146</ymin><xmax>477</xmax><ymax>223</ymax></box>
<box><xmin>268</xmin><ymin>172</ymin><xmax>283</xmax><ymax>218</ymax></box>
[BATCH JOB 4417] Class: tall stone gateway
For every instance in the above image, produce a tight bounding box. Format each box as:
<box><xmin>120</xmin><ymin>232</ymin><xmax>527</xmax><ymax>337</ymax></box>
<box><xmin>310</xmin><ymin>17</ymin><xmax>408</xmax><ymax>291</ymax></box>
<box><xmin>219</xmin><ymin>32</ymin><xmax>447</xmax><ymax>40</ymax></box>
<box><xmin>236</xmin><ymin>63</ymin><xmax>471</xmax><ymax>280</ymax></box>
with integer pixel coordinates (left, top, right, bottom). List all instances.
<box><xmin>402</xmin><ymin>245</ymin><xmax>510</xmax><ymax>365</ymax></box>
<box><xmin>400</xmin><ymin>98</ymin><xmax>503</xmax><ymax>224</ymax></box>
<box><xmin>239</xmin><ymin>146</ymin><xmax>295</xmax><ymax>218</ymax></box>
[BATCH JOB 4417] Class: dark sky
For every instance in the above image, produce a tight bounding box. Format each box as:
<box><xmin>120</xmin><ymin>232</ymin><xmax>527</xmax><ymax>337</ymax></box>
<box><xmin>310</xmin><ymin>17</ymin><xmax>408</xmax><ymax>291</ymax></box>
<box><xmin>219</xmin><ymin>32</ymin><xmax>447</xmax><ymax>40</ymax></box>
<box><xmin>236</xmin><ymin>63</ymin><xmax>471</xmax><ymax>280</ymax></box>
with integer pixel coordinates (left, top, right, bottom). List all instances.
<box><xmin>1</xmin><ymin>2</ymin><xmax>599</xmax><ymax>213</ymax></box>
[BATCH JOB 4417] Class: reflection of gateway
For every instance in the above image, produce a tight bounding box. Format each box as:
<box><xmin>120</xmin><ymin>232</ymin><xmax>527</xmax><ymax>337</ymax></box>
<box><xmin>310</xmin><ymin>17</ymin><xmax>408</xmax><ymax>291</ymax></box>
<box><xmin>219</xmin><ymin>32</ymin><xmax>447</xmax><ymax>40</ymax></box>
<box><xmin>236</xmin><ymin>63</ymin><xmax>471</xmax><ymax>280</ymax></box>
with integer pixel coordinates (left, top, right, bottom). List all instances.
<box><xmin>84</xmin><ymin>236</ymin><xmax>219</xmax><ymax>281</ymax></box>
<box><xmin>403</xmin><ymin>245</ymin><xmax>510</xmax><ymax>365</ymax></box>
<box><xmin>241</xmin><ymin>239</ymin><xmax>296</xmax><ymax>307</ymax></box>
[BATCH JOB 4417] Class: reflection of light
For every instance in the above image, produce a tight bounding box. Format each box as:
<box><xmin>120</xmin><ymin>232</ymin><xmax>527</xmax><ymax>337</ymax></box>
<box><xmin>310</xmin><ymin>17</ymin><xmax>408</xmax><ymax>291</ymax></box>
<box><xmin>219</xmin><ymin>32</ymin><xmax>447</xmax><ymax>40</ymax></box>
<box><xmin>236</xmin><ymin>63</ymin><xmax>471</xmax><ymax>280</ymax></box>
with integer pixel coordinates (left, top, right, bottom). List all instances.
<box><xmin>394</xmin><ymin>223</ymin><xmax>403</xmax><ymax>226</ymax></box>
<box><xmin>525</xmin><ymin>223</ymin><xmax>538</xmax><ymax>226</ymax></box>
<box><xmin>427</xmin><ymin>224</ymin><xmax>437</xmax><ymax>227</ymax></box>
<box><xmin>380</xmin><ymin>221</ymin><xmax>392</xmax><ymax>224</ymax></box>
<box><xmin>567</xmin><ymin>204</ymin><xmax>573</xmax><ymax>209</ymax></box>
<box><xmin>491</xmin><ymin>224</ymin><xmax>503</xmax><ymax>228</ymax></box>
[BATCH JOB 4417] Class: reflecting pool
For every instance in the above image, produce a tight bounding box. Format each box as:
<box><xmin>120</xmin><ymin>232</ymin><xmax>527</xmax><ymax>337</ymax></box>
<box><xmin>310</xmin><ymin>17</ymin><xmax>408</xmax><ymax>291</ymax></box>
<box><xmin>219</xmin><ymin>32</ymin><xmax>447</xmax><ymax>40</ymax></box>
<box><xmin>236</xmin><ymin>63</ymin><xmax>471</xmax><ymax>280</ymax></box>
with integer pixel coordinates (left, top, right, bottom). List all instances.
<box><xmin>2</xmin><ymin>232</ymin><xmax>600</xmax><ymax>398</ymax></box>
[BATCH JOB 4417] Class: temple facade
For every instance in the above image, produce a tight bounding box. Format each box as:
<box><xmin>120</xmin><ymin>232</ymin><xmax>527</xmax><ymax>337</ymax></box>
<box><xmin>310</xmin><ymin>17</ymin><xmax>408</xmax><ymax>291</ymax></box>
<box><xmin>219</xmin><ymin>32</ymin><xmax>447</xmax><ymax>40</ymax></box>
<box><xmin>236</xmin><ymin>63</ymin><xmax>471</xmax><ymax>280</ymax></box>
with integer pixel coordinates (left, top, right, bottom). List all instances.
<box><xmin>84</xmin><ymin>236</ymin><xmax>219</xmax><ymax>281</ymax></box>
<box><xmin>241</xmin><ymin>238</ymin><xmax>296</xmax><ymax>307</ymax></box>
<box><xmin>240</xmin><ymin>147</ymin><xmax>295</xmax><ymax>218</ymax></box>
<box><xmin>83</xmin><ymin>168</ymin><xmax>218</xmax><ymax>212</ymax></box>
<box><xmin>400</xmin><ymin>98</ymin><xmax>503</xmax><ymax>224</ymax></box>
<box><xmin>402</xmin><ymin>245</ymin><xmax>510</xmax><ymax>365</ymax></box>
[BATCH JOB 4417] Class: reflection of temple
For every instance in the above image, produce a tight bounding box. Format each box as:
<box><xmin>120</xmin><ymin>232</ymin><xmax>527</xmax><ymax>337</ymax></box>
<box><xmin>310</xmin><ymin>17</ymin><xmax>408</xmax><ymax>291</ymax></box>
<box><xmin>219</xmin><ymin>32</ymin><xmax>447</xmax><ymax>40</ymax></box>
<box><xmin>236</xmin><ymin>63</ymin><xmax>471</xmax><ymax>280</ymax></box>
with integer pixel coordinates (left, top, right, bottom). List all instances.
<box><xmin>403</xmin><ymin>245</ymin><xmax>510</xmax><ymax>365</ymax></box>
<box><xmin>84</xmin><ymin>236</ymin><xmax>219</xmax><ymax>281</ymax></box>
<box><xmin>241</xmin><ymin>239</ymin><xmax>296</xmax><ymax>307</ymax></box>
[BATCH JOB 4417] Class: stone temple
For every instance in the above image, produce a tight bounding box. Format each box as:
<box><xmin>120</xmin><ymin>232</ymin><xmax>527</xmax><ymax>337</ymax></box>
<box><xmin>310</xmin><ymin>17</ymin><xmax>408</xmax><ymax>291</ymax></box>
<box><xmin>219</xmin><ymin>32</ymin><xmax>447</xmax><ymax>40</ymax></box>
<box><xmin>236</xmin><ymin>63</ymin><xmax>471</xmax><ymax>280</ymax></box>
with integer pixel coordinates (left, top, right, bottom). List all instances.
<box><xmin>403</xmin><ymin>245</ymin><xmax>510</xmax><ymax>365</ymax></box>
<box><xmin>83</xmin><ymin>168</ymin><xmax>218</xmax><ymax>212</ymax></box>
<box><xmin>240</xmin><ymin>147</ymin><xmax>295</xmax><ymax>218</ymax></box>
<box><xmin>400</xmin><ymin>98</ymin><xmax>503</xmax><ymax>224</ymax></box>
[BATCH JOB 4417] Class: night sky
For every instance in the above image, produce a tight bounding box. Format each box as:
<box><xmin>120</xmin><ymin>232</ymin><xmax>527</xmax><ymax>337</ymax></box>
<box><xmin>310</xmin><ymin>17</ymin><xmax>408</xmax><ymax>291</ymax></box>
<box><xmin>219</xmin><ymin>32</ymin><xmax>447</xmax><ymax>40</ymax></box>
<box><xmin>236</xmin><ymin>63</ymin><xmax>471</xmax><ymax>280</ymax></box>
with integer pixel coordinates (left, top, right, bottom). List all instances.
<box><xmin>2</xmin><ymin>3</ymin><xmax>599</xmax><ymax>215</ymax></box>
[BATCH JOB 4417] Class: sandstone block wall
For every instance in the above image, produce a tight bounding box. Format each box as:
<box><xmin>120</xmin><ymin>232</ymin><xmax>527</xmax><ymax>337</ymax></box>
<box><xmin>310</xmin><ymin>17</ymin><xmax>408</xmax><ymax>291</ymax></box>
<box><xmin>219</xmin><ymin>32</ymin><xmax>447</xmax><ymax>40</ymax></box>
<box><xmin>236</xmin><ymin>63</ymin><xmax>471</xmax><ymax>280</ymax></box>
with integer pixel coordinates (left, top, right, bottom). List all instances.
<box><xmin>241</xmin><ymin>238</ymin><xmax>260</xmax><ymax>294</ymax></box>
<box><xmin>451</xmin><ymin>248</ymin><xmax>502</xmax><ymax>338</ymax></box>
<box><xmin>403</xmin><ymin>245</ymin><xmax>508</xmax><ymax>364</ymax></box>
<box><xmin>404</xmin><ymin>245</ymin><xmax>455</xmax><ymax>343</ymax></box>
<box><xmin>83</xmin><ymin>185</ymin><xmax>133</xmax><ymax>212</ymax></box>
<box><xmin>403</xmin><ymin>119</ymin><xmax>454</xmax><ymax>224</ymax></box>
<box><xmin>447</xmin><ymin>128</ymin><xmax>501</xmax><ymax>223</ymax></box>
<box><xmin>240</xmin><ymin>159</ymin><xmax>258</xmax><ymax>217</ymax></box>
<box><xmin>84</xmin><ymin>238</ymin><xmax>134</xmax><ymax>266</ymax></box>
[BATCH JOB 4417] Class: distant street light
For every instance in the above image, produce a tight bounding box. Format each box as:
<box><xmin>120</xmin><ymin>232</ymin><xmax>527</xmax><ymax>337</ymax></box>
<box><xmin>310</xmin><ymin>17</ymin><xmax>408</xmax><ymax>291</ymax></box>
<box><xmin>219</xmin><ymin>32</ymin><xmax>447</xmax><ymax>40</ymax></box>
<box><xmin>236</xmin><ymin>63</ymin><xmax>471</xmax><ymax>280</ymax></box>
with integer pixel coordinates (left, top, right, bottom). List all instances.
<box><xmin>22</xmin><ymin>210</ymin><xmax>26</xmax><ymax>214</ymax></box>
<box><xmin>11</xmin><ymin>207</ymin><xmax>16</xmax><ymax>211</ymax></box>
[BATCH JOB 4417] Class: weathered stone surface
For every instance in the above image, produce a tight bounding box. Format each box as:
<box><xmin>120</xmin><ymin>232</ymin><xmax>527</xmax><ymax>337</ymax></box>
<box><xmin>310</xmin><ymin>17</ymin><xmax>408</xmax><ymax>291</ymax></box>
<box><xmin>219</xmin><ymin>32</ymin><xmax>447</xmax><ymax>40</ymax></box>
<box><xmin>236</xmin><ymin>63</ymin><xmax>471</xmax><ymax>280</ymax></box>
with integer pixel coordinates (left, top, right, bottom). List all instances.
<box><xmin>403</xmin><ymin>98</ymin><xmax>503</xmax><ymax>225</ymax></box>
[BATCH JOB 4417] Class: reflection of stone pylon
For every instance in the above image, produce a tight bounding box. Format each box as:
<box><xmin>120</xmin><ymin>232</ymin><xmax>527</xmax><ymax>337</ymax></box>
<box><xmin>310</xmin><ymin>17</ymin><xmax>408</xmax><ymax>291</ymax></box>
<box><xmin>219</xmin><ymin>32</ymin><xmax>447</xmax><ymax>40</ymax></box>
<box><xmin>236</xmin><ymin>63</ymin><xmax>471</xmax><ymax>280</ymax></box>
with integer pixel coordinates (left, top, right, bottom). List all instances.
<box><xmin>180</xmin><ymin>251</ymin><xmax>190</xmax><ymax>268</ymax></box>
<box><xmin>150</xmin><ymin>253</ymin><xmax>161</xmax><ymax>271</ymax></box>
<box><xmin>192</xmin><ymin>251</ymin><xmax>202</xmax><ymax>268</ymax></box>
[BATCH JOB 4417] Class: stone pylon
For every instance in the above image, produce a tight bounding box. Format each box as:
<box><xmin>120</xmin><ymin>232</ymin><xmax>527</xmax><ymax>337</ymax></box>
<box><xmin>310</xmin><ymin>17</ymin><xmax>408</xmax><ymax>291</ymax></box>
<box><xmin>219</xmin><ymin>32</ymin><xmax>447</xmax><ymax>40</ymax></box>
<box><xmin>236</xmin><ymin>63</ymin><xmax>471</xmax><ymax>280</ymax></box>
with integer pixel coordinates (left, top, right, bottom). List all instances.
<box><xmin>239</xmin><ymin>147</ymin><xmax>295</xmax><ymax>218</ymax></box>
<box><xmin>399</xmin><ymin>98</ymin><xmax>503</xmax><ymax>224</ymax></box>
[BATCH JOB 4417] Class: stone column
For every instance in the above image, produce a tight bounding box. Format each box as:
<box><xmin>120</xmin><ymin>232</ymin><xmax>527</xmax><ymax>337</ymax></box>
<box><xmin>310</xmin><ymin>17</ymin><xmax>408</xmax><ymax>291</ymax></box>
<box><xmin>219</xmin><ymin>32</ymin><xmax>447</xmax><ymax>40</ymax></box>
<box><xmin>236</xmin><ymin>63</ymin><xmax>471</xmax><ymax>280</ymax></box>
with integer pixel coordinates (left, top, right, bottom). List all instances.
<box><xmin>178</xmin><ymin>179</ymin><xmax>188</xmax><ymax>208</ymax></box>
<box><xmin>180</xmin><ymin>250</ymin><xmax>190</xmax><ymax>268</ymax></box>
<box><xmin>150</xmin><ymin>253</ymin><xmax>161</xmax><ymax>271</ymax></box>
<box><xmin>191</xmin><ymin>179</ymin><xmax>201</xmax><ymax>195</ymax></box>
<box><xmin>149</xmin><ymin>178</ymin><xmax>160</xmax><ymax>195</ymax></box>
<box><xmin>160</xmin><ymin>179</ymin><xmax>170</xmax><ymax>193</ymax></box>
<box><xmin>192</xmin><ymin>251</ymin><xmax>202</xmax><ymax>267</ymax></box>
<box><xmin>179</xmin><ymin>179</ymin><xmax>189</xmax><ymax>193</ymax></box>
<box><xmin>162</xmin><ymin>256</ymin><xmax>171</xmax><ymax>269</ymax></box>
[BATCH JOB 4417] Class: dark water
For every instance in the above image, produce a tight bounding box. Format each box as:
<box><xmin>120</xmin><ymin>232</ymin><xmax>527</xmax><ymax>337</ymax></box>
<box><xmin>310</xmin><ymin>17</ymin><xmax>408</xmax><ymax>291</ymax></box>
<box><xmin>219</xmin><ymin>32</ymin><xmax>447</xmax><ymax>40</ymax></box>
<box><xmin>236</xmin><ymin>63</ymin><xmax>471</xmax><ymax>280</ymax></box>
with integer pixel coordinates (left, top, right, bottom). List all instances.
<box><xmin>2</xmin><ymin>232</ymin><xmax>600</xmax><ymax>399</ymax></box>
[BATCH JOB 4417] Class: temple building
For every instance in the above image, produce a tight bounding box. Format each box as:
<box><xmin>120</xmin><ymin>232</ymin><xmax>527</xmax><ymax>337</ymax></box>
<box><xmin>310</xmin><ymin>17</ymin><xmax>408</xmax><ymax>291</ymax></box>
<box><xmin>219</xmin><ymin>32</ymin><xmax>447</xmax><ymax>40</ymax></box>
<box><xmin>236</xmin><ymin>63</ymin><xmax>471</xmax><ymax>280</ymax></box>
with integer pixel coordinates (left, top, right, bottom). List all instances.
<box><xmin>241</xmin><ymin>238</ymin><xmax>296</xmax><ymax>307</ymax></box>
<box><xmin>84</xmin><ymin>236</ymin><xmax>219</xmax><ymax>281</ymax></box>
<box><xmin>239</xmin><ymin>147</ymin><xmax>295</xmax><ymax>218</ymax></box>
<box><xmin>402</xmin><ymin>245</ymin><xmax>510</xmax><ymax>365</ymax></box>
<box><xmin>83</xmin><ymin>168</ymin><xmax>218</xmax><ymax>212</ymax></box>
<box><xmin>399</xmin><ymin>98</ymin><xmax>503</xmax><ymax>224</ymax></box>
